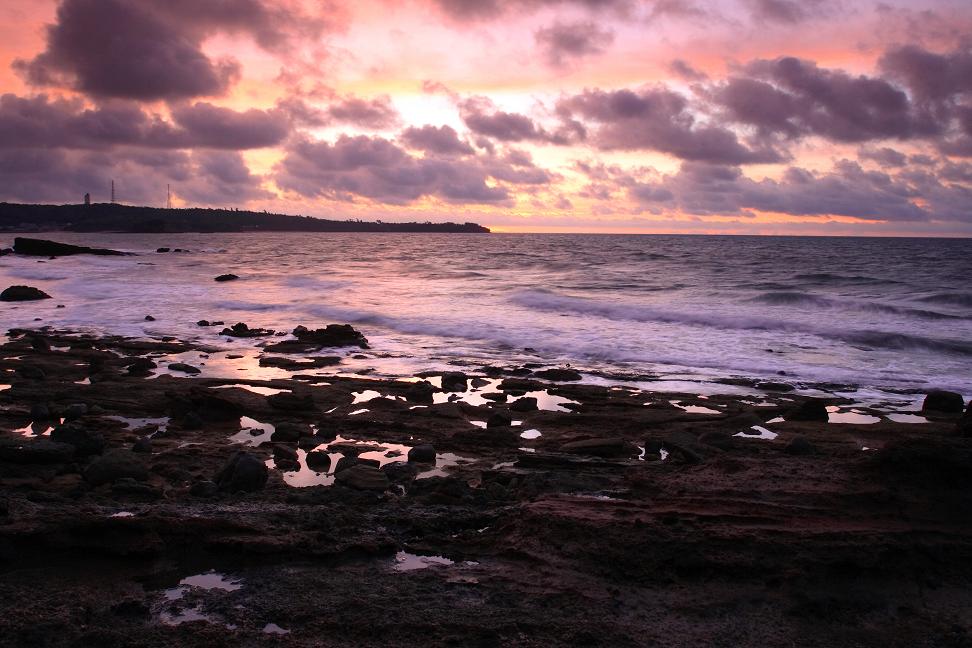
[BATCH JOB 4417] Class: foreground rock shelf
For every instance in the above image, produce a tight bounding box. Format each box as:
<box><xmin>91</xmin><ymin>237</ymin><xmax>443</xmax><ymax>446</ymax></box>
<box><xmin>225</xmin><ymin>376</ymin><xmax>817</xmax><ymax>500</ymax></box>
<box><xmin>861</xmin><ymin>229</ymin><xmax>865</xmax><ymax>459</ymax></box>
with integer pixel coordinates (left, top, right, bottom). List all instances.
<box><xmin>0</xmin><ymin>328</ymin><xmax>970</xmax><ymax>647</ymax></box>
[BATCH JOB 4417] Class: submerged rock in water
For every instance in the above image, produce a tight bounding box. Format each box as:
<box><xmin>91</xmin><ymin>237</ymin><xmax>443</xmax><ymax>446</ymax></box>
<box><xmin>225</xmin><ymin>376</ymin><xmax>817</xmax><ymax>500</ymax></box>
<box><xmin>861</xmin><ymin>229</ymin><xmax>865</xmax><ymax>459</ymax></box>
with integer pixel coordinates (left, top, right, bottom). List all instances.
<box><xmin>292</xmin><ymin>324</ymin><xmax>369</xmax><ymax>349</ymax></box>
<box><xmin>13</xmin><ymin>237</ymin><xmax>131</xmax><ymax>257</ymax></box>
<box><xmin>216</xmin><ymin>451</ymin><xmax>268</xmax><ymax>492</ymax></box>
<box><xmin>0</xmin><ymin>285</ymin><xmax>51</xmax><ymax>301</ymax></box>
<box><xmin>214</xmin><ymin>274</ymin><xmax>239</xmax><ymax>282</ymax></box>
<box><xmin>787</xmin><ymin>398</ymin><xmax>829</xmax><ymax>421</ymax></box>
<box><xmin>533</xmin><ymin>368</ymin><xmax>582</xmax><ymax>382</ymax></box>
<box><xmin>167</xmin><ymin>362</ymin><xmax>201</xmax><ymax>374</ymax></box>
<box><xmin>220</xmin><ymin>322</ymin><xmax>275</xmax><ymax>338</ymax></box>
<box><xmin>921</xmin><ymin>390</ymin><xmax>965</xmax><ymax>414</ymax></box>
<box><xmin>84</xmin><ymin>450</ymin><xmax>149</xmax><ymax>486</ymax></box>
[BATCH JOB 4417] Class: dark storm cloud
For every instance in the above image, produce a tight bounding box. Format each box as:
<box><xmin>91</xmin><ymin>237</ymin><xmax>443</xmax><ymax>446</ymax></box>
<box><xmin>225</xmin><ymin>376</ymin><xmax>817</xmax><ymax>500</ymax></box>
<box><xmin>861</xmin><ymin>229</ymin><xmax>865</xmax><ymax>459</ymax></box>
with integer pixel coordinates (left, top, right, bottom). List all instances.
<box><xmin>275</xmin><ymin>134</ymin><xmax>556</xmax><ymax>205</ymax></box>
<box><xmin>715</xmin><ymin>56</ymin><xmax>940</xmax><ymax>142</ymax></box>
<box><xmin>0</xmin><ymin>94</ymin><xmax>289</xmax><ymax>151</ymax></box>
<box><xmin>14</xmin><ymin>0</ymin><xmax>327</xmax><ymax>101</ymax></box>
<box><xmin>878</xmin><ymin>45</ymin><xmax>972</xmax><ymax>104</ymax></box>
<box><xmin>627</xmin><ymin>160</ymin><xmax>968</xmax><ymax>222</ymax></box>
<box><xmin>535</xmin><ymin>21</ymin><xmax>615</xmax><ymax>68</ymax></box>
<box><xmin>556</xmin><ymin>87</ymin><xmax>784</xmax><ymax>163</ymax></box>
<box><xmin>400</xmin><ymin>125</ymin><xmax>475</xmax><ymax>155</ymax></box>
<box><xmin>14</xmin><ymin>0</ymin><xmax>239</xmax><ymax>100</ymax></box>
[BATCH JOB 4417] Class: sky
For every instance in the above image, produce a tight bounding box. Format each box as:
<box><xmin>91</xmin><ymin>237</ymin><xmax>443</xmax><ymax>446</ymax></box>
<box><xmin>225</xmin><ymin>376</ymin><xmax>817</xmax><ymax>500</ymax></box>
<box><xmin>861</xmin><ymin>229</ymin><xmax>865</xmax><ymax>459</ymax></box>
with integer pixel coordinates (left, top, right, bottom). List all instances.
<box><xmin>0</xmin><ymin>0</ymin><xmax>970</xmax><ymax>234</ymax></box>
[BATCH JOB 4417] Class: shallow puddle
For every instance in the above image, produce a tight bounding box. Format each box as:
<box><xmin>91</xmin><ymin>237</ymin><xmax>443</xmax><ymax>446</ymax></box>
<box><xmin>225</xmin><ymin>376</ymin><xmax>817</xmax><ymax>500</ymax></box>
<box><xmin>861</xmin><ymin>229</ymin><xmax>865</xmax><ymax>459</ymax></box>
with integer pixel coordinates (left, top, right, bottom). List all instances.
<box><xmin>827</xmin><ymin>407</ymin><xmax>881</xmax><ymax>424</ymax></box>
<box><xmin>392</xmin><ymin>552</ymin><xmax>454</xmax><ymax>571</ymax></box>
<box><xmin>733</xmin><ymin>425</ymin><xmax>778</xmax><ymax>440</ymax></box>
<box><xmin>885</xmin><ymin>413</ymin><xmax>928</xmax><ymax>424</ymax></box>
<box><xmin>228</xmin><ymin>416</ymin><xmax>274</xmax><ymax>446</ymax></box>
<box><xmin>519</xmin><ymin>429</ymin><xmax>542</xmax><ymax>439</ymax></box>
<box><xmin>670</xmin><ymin>400</ymin><xmax>722</xmax><ymax>415</ymax></box>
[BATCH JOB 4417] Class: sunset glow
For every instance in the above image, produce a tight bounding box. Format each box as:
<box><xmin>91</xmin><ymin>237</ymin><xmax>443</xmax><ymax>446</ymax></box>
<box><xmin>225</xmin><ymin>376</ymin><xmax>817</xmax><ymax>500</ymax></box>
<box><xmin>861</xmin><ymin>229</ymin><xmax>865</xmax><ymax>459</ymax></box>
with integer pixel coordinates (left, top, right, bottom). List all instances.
<box><xmin>1</xmin><ymin>0</ymin><xmax>970</xmax><ymax>234</ymax></box>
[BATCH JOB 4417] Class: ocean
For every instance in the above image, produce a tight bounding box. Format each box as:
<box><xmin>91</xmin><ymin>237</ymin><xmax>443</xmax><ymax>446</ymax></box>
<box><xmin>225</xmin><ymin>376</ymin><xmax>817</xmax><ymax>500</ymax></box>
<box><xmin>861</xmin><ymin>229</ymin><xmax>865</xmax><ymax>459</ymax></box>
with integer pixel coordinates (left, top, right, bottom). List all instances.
<box><xmin>1</xmin><ymin>232</ymin><xmax>970</xmax><ymax>402</ymax></box>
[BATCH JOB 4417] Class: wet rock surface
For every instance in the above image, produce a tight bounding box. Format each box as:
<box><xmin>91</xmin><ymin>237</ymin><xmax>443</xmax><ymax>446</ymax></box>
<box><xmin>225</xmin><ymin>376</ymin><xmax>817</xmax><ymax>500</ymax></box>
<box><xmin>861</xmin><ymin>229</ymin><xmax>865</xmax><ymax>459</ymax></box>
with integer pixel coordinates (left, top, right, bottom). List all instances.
<box><xmin>0</xmin><ymin>285</ymin><xmax>51</xmax><ymax>301</ymax></box>
<box><xmin>0</xmin><ymin>330</ymin><xmax>969</xmax><ymax>647</ymax></box>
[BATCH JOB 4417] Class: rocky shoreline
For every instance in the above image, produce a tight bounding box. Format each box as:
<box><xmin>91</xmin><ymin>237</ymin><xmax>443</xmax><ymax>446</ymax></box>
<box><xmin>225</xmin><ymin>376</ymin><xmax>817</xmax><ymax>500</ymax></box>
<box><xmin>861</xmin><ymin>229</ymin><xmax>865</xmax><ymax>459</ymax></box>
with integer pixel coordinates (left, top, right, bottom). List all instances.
<box><xmin>0</xmin><ymin>326</ymin><xmax>970</xmax><ymax>647</ymax></box>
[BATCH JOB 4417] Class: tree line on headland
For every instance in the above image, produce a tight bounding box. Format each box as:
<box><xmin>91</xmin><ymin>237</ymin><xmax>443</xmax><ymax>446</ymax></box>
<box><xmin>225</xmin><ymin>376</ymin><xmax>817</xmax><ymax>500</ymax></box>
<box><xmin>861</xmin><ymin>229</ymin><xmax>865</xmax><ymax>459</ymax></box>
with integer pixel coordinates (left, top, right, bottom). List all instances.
<box><xmin>0</xmin><ymin>203</ymin><xmax>490</xmax><ymax>234</ymax></box>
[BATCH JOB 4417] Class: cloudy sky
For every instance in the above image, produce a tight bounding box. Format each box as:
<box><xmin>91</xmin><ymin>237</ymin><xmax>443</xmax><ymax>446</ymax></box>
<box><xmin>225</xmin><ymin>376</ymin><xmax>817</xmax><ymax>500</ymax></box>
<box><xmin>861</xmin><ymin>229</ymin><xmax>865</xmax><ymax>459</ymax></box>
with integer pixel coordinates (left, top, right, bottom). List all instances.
<box><xmin>0</xmin><ymin>0</ymin><xmax>970</xmax><ymax>234</ymax></box>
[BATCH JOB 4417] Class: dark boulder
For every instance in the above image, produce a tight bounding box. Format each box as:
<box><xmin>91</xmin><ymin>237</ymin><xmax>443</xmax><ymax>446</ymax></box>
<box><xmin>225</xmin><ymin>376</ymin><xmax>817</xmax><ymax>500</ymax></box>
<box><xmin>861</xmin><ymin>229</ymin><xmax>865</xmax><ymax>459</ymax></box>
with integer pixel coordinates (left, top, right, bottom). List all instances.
<box><xmin>481</xmin><ymin>392</ymin><xmax>507</xmax><ymax>403</ymax></box>
<box><xmin>757</xmin><ymin>381</ymin><xmax>794</xmax><ymax>392</ymax></box>
<box><xmin>487</xmin><ymin>411</ymin><xmax>513</xmax><ymax>428</ymax></box>
<box><xmin>407</xmin><ymin>444</ymin><xmax>436</xmax><ymax>463</ymax></box>
<box><xmin>305</xmin><ymin>450</ymin><xmax>333</xmax><ymax>471</ymax></box>
<box><xmin>405</xmin><ymin>381</ymin><xmax>435</xmax><ymax>404</ymax></box>
<box><xmin>30</xmin><ymin>403</ymin><xmax>51</xmax><ymax>420</ymax></box>
<box><xmin>259</xmin><ymin>355</ymin><xmax>341</xmax><ymax>369</ymax></box>
<box><xmin>335</xmin><ymin>464</ymin><xmax>390</xmax><ymax>491</ymax></box>
<box><xmin>560</xmin><ymin>437</ymin><xmax>630</xmax><ymax>457</ymax></box>
<box><xmin>533</xmin><ymin>368</ymin><xmax>582</xmax><ymax>382</ymax></box>
<box><xmin>440</xmin><ymin>372</ymin><xmax>468</xmax><ymax>392</ymax></box>
<box><xmin>270</xmin><ymin>422</ymin><xmax>309</xmax><ymax>442</ymax></box>
<box><xmin>126</xmin><ymin>358</ymin><xmax>157</xmax><ymax>376</ymax></box>
<box><xmin>273</xmin><ymin>444</ymin><xmax>299</xmax><ymax>471</ymax></box>
<box><xmin>787</xmin><ymin>398</ymin><xmax>829</xmax><ymax>422</ymax></box>
<box><xmin>63</xmin><ymin>403</ymin><xmax>88</xmax><ymax>421</ymax></box>
<box><xmin>132</xmin><ymin>436</ymin><xmax>153</xmax><ymax>454</ymax></box>
<box><xmin>220</xmin><ymin>322</ymin><xmax>275</xmax><ymax>337</ymax></box>
<box><xmin>0</xmin><ymin>285</ymin><xmax>51</xmax><ymax>301</ymax></box>
<box><xmin>292</xmin><ymin>324</ymin><xmax>369</xmax><ymax>349</ymax></box>
<box><xmin>333</xmin><ymin>455</ymin><xmax>357</xmax><ymax>473</ymax></box>
<box><xmin>214</xmin><ymin>274</ymin><xmax>239</xmax><ymax>282</ymax></box>
<box><xmin>144</xmin><ymin>315</ymin><xmax>155</xmax><ymax>321</ymax></box>
<box><xmin>156</xmin><ymin>247</ymin><xmax>170</xmax><ymax>253</ymax></box>
<box><xmin>383</xmin><ymin>461</ymin><xmax>419</xmax><ymax>483</ymax></box>
<box><xmin>215</xmin><ymin>451</ymin><xmax>268</xmax><ymax>492</ymax></box>
<box><xmin>921</xmin><ymin>390</ymin><xmax>965</xmax><ymax>414</ymax></box>
<box><xmin>268</xmin><ymin>392</ymin><xmax>315</xmax><ymax>411</ymax></box>
<box><xmin>0</xmin><ymin>438</ymin><xmax>74</xmax><ymax>464</ymax></box>
<box><xmin>784</xmin><ymin>436</ymin><xmax>817</xmax><ymax>456</ymax></box>
<box><xmin>52</xmin><ymin>423</ymin><xmax>105</xmax><ymax>456</ymax></box>
<box><xmin>167</xmin><ymin>362</ymin><xmax>201</xmax><ymax>374</ymax></box>
<box><xmin>84</xmin><ymin>450</ymin><xmax>149</xmax><ymax>486</ymax></box>
<box><xmin>13</xmin><ymin>237</ymin><xmax>130</xmax><ymax>257</ymax></box>
<box><xmin>510</xmin><ymin>397</ymin><xmax>538</xmax><ymax>412</ymax></box>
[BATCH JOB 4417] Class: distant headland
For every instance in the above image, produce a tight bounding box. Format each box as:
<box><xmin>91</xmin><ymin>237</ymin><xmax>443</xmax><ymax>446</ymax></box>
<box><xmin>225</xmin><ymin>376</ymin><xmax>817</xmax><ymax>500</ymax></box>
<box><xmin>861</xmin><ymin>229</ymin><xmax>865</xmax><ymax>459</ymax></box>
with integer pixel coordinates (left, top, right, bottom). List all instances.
<box><xmin>0</xmin><ymin>202</ymin><xmax>490</xmax><ymax>234</ymax></box>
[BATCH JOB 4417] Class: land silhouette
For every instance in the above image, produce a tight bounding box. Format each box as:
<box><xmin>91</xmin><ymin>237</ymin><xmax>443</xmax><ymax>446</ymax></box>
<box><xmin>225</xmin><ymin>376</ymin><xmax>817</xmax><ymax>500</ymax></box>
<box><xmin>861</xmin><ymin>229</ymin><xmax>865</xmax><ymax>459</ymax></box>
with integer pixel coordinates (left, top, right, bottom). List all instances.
<box><xmin>0</xmin><ymin>202</ymin><xmax>490</xmax><ymax>234</ymax></box>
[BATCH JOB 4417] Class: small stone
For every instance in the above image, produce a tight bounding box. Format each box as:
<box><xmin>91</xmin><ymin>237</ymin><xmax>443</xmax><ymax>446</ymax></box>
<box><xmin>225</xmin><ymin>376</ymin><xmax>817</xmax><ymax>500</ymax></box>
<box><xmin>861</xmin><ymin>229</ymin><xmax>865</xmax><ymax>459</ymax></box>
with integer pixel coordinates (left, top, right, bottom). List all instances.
<box><xmin>305</xmin><ymin>450</ymin><xmax>332</xmax><ymax>470</ymax></box>
<box><xmin>29</xmin><ymin>403</ymin><xmax>51</xmax><ymax>421</ymax></box>
<box><xmin>63</xmin><ymin>403</ymin><xmax>88</xmax><ymax>421</ymax></box>
<box><xmin>144</xmin><ymin>315</ymin><xmax>155</xmax><ymax>321</ymax></box>
<box><xmin>787</xmin><ymin>398</ymin><xmax>829</xmax><ymax>422</ymax></box>
<box><xmin>440</xmin><ymin>372</ymin><xmax>468</xmax><ymax>392</ymax></box>
<box><xmin>214</xmin><ymin>274</ymin><xmax>239</xmax><ymax>282</ymax></box>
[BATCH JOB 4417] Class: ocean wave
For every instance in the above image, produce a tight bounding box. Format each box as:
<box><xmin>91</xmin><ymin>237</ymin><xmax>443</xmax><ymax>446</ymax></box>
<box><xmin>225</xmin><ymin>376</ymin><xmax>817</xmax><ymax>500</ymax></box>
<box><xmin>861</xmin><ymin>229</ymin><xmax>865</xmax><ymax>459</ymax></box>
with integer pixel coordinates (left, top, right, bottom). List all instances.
<box><xmin>915</xmin><ymin>292</ymin><xmax>972</xmax><ymax>309</ymax></box>
<box><xmin>793</xmin><ymin>272</ymin><xmax>901</xmax><ymax>286</ymax></box>
<box><xmin>214</xmin><ymin>300</ymin><xmax>291</xmax><ymax>312</ymax></box>
<box><xmin>749</xmin><ymin>291</ymin><xmax>963</xmax><ymax>320</ymax></box>
<box><xmin>509</xmin><ymin>289</ymin><xmax>972</xmax><ymax>356</ymax></box>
